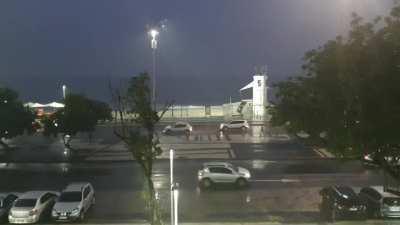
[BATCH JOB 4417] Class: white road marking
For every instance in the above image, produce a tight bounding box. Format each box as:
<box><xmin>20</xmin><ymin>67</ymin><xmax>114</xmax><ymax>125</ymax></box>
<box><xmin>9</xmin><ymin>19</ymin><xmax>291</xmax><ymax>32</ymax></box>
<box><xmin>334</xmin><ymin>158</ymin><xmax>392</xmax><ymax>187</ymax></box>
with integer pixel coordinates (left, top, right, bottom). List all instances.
<box><xmin>313</xmin><ymin>148</ymin><xmax>325</xmax><ymax>158</ymax></box>
<box><xmin>251</xmin><ymin>179</ymin><xmax>301</xmax><ymax>183</ymax></box>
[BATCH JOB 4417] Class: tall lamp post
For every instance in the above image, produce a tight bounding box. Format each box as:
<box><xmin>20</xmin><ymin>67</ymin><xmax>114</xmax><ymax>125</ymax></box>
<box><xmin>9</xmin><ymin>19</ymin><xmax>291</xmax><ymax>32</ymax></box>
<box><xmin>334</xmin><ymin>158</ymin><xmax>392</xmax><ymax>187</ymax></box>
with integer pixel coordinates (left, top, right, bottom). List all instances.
<box><xmin>170</xmin><ymin>149</ymin><xmax>179</xmax><ymax>225</ymax></box>
<box><xmin>62</xmin><ymin>85</ymin><xmax>67</xmax><ymax>99</ymax></box>
<box><xmin>149</xmin><ymin>29</ymin><xmax>159</xmax><ymax>110</ymax></box>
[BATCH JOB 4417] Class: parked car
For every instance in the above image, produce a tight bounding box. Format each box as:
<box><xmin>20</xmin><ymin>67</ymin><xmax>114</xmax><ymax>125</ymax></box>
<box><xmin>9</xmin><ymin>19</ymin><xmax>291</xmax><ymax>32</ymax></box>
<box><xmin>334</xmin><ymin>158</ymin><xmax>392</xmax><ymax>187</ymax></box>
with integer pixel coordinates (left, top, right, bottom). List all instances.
<box><xmin>8</xmin><ymin>191</ymin><xmax>58</xmax><ymax>224</ymax></box>
<box><xmin>359</xmin><ymin>186</ymin><xmax>400</xmax><ymax>218</ymax></box>
<box><xmin>0</xmin><ymin>193</ymin><xmax>20</xmax><ymax>222</ymax></box>
<box><xmin>197</xmin><ymin>162</ymin><xmax>251</xmax><ymax>189</ymax></box>
<box><xmin>163</xmin><ymin>122</ymin><xmax>193</xmax><ymax>135</ymax></box>
<box><xmin>219</xmin><ymin>120</ymin><xmax>249</xmax><ymax>131</ymax></box>
<box><xmin>319</xmin><ymin>186</ymin><xmax>366</xmax><ymax>221</ymax></box>
<box><xmin>52</xmin><ymin>182</ymin><xmax>95</xmax><ymax>222</ymax></box>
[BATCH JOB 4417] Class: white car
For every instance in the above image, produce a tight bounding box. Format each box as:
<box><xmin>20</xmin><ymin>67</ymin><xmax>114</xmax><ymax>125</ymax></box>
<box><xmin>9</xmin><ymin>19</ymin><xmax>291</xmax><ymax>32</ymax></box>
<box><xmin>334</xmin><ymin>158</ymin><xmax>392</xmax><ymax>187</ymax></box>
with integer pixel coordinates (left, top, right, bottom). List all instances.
<box><xmin>0</xmin><ymin>193</ymin><xmax>20</xmax><ymax>222</ymax></box>
<box><xmin>219</xmin><ymin>120</ymin><xmax>250</xmax><ymax>131</ymax></box>
<box><xmin>197</xmin><ymin>162</ymin><xmax>251</xmax><ymax>189</ymax></box>
<box><xmin>9</xmin><ymin>191</ymin><xmax>59</xmax><ymax>224</ymax></box>
<box><xmin>163</xmin><ymin>122</ymin><xmax>193</xmax><ymax>134</ymax></box>
<box><xmin>52</xmin><ymin>182</ymin><xmax>95</xmax><ymax>221</ymax></box>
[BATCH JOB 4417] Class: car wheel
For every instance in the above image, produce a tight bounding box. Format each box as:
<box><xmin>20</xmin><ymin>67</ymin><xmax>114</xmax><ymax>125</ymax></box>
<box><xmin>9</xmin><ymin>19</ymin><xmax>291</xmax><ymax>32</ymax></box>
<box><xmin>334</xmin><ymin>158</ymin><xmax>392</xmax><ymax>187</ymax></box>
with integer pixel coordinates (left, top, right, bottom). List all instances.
<box><xmin>241</xmin><ymin>126</ymin><xmax>247</xmax><ymax>131</ymax></box>
<box><xmin>201</xmin><ymin>178</ymin><xmax>213</xmax><ymax>189</ymax></box>
<box><xmin>236</xmin><ymin>178</ymin><xmax>248</xmax><ymax>188</ymax></box>
<box><xmin>223</xmin><ymin>126</ymin><xmax>228</xmax><ymax>132</ymax></box>
<box><xmin>165</xmin><ymin>130</ymin><xmax>172</xmax><ymax>135</ymax></box>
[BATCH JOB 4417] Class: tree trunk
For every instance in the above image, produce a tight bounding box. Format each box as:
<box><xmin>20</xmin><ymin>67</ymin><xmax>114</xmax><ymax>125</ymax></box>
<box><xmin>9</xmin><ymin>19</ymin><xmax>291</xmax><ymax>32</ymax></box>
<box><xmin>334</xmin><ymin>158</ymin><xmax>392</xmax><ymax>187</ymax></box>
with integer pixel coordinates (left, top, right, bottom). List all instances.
<box><xmin>0</xmin><ymin>139</ymin><xmax>9</xmax><ymax>150</ymax></box>
<box><xmin>144</xmin><ymin>171</ymin><xmax>163</xmax><ymax>225</ymax></box>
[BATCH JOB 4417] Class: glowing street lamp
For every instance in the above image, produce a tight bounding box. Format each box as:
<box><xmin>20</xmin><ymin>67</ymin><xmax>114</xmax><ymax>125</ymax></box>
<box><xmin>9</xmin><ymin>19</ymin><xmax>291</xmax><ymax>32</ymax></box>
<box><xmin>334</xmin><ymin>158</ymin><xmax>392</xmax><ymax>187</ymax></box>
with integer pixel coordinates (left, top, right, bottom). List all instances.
<box><xmin>62</xmin><ymin>85</ymin><xmax>67</xmax><ymax>99</ymax></box>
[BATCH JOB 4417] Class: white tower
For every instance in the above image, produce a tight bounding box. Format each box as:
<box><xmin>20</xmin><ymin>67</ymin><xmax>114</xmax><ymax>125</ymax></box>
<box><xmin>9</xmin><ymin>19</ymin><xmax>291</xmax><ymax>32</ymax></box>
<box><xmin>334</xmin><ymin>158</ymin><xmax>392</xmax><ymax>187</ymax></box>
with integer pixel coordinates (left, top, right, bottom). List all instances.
<box><xmin>252</xmin><ymin>74</ymin><xmax>268</xmax><ymax>120</ymax></box>
<box><xmin>240</xmin><ymin>69</ymin><xmax>269</xmax><ymax>121</ymax></box>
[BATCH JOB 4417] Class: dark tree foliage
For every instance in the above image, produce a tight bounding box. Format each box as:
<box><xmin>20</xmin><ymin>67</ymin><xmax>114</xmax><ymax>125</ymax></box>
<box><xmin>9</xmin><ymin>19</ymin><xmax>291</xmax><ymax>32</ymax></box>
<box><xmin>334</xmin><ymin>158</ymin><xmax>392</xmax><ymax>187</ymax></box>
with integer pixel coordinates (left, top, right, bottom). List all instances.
<box><xmin>271</xmin><ymin>5</ymin><xmax>400</xmax><ymax>160</ymax></box>
<box><xmin>0</xmin><ymin>87</ymin><xmax>35</xmax><ymax>149</ymax></box>
<box><xmin>112</xmin><ymin>72</ymin><xmax>171</xmax><ymax>225</ymax></box>
<box><xmin>43</xmin><ymin>94</ymin><xmax>112</xmax><ymax>148</ymax></box>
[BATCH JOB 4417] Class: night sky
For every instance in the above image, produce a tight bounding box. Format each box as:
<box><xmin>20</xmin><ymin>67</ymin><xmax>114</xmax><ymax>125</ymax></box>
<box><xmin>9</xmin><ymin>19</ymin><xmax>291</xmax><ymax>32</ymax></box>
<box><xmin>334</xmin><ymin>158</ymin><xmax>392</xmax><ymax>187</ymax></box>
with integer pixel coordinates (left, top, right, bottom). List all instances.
<box><xmin>0</xmin><ymin>0</ymin><xmax>394</xmax><ymax>105</ymax></box>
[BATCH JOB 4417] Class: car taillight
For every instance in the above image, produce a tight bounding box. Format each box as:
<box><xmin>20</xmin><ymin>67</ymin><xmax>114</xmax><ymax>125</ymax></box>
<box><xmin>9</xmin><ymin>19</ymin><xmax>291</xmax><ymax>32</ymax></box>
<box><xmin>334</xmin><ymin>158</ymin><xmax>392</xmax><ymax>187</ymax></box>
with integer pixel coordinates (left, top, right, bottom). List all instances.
<box><xmin>29</xmin><ymin>209</ymin><xmax>38</xmax><ymax>216</ymax></box>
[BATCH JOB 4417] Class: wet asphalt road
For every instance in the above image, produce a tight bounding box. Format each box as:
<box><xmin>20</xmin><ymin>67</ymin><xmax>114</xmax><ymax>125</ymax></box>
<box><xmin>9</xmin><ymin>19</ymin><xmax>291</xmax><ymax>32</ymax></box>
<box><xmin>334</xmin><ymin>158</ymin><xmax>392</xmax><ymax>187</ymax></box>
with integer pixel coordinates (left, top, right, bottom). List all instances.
<box><xmin>0</xmin><ymin>160</ymin><xmax>383</xmax><ymax>222</ymax></box>
<box><xmin>0</xmin><ymin>124</ymin><xmax>386</xmax><ymax>222</ymax></box>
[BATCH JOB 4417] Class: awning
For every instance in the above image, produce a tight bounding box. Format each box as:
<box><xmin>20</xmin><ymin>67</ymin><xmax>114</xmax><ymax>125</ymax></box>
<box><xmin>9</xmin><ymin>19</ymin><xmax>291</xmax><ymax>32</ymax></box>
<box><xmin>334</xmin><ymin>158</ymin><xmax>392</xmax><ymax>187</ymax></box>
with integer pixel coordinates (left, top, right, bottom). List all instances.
<box><xmin>44</xmin><ymin>102</ymin><xmax>65</xmax><ymax>108</ymax></box>
<box><xmin>240</xmin><ymin>81</ymin><xmax>254</xmax><ymax>91</ymax></box>
<box><xmin>24</xmin><ymin>102</ymin><xmax>45</xmax><ymax>108</ymax></box>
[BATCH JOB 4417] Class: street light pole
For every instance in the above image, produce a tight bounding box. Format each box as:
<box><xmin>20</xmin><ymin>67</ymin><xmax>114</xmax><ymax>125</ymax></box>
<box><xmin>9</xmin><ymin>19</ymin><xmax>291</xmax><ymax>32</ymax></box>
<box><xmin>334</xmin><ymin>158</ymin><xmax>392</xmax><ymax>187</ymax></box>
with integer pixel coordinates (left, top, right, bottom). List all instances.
<box><xmin>152</xmin><ymin>47</ymin><xmax>156</xmax><ymax>110</ymax></box>
<box><xmin>62</xmin><ymin>85</ymin><xmax>67</xmax><ymax>99</ymax></box>
<box><xmin>149</xmin><ymin>29</ymin><xmax>159</xmax><ymax>110</ymax></box>
<box><xmin>170</xmin><ymin>149</ymin><xmax>174</xmax><ymax>225</ymax></box>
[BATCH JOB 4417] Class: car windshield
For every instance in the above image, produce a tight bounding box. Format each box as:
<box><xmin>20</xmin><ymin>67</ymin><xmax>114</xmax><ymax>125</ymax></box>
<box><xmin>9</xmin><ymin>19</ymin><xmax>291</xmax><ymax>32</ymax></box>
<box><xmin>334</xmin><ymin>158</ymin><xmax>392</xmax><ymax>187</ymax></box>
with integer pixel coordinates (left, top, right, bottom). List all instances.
<box><xmin>59</xmin><ymin>192</ymin><xmax>82</xmax><ymax>202</ymax></box>
<box><xmin>14</xmin><ymin>199</ymin><xmax>36</xmax><ymax>207</ymax></box>
<box><xmin>337</xmin><ymin>187</ymin><xmax>357</xmax><ymax>199</ymax></box>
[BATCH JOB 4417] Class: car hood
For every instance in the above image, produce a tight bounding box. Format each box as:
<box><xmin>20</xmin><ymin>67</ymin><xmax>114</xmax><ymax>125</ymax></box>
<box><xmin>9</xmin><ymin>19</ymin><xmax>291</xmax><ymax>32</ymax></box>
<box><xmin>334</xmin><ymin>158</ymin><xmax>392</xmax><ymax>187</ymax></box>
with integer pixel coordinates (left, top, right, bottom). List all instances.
<box><xmin>10</xmin><ymin>207</ymin><xmax>34</xmax><ymax>217</ymax></box>
<box><xmin>53</xmin><ymin>202</ymin><xmax>81</xmax><ymax>212</ymax></box>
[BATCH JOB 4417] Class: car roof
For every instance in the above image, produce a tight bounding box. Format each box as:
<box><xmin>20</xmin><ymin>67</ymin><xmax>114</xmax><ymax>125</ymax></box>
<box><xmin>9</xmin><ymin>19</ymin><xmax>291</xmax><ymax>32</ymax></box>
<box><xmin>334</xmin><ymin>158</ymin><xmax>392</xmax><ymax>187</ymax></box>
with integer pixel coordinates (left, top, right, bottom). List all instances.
<box><xmin>369</xmin><ymin>186</ymin><xmax>400</xmax><ymax>198</ymax></box>
<box><xmin>203</xmin><ymin>162</ymin><xmax>232</xmax><ymax>168</ymax></box>
<box><xmin>175</xmin><ymin>121</ymin><xmax>189</xmax><ymax>125</ymax></box>
<box><xmin>19</xmin><ymin>191</ymin><xmax>49</xmax><ymax>199</ymax></box>
<box><xmin>0</xmin><ymin>192</ymin><xmax>21</xmax><ymax>198</ymax></box>
<box><xmin>63</xmin><ymin>182</ymin><xmax>90</xmax><ymax>192</ymax></box>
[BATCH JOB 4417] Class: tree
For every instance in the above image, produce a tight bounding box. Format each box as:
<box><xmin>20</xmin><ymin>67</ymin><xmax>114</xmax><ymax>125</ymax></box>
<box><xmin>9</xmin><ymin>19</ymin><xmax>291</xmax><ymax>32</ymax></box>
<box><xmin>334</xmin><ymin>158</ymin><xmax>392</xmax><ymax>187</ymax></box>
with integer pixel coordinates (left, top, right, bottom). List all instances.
<box><xmin>111</xmin><ymin>72</ymin><xmax>171</xmax><ymax>225</ymax></box>
<box><xmin>271</xmin><ymin>4</ymin><xmax>400</xmax><ymax>161</ymax></box>
<box><xmin>89</xmin><ymin>99</ymin><xmax>113</xmax><ymax>122</ymax></box>
<box><xmin>0</xmin><ymin>87</ymin><xmax>35</xmax><ymax>149</ymax></box>
<box><xmin>45</xmin><ymin>94</ymin><xmax>112</xmax><ymax>148</ymax></box>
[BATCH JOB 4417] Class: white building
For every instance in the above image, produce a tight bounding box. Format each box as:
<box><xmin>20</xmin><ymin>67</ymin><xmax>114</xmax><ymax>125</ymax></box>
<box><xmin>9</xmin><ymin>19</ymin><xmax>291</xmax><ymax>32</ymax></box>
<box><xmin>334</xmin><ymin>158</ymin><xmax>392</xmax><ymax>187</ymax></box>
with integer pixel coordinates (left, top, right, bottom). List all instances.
<box><xmin>240</xmin><ymin>72</ymin><xmax>269</xmax><ymax>121</ymax></box>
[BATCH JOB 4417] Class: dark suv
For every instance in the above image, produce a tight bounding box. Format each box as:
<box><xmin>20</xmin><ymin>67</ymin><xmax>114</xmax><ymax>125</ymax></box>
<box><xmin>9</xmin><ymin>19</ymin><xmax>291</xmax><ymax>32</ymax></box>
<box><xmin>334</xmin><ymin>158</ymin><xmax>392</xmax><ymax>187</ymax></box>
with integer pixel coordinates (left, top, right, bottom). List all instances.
<box><xmin>320</xmin><ymin>186</ymin><xmax>366</xmax><ymax>221</ymax></box>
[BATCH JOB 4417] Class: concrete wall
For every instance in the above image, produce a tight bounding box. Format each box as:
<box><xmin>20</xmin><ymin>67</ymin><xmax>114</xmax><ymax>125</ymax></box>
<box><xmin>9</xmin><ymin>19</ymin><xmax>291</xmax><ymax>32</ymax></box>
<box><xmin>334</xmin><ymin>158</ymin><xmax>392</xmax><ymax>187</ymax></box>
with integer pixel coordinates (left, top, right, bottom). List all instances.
<box><xmin>112</xmin><ymin>102</ymin><xmax>270</xmax><ymax>122</ymax></box>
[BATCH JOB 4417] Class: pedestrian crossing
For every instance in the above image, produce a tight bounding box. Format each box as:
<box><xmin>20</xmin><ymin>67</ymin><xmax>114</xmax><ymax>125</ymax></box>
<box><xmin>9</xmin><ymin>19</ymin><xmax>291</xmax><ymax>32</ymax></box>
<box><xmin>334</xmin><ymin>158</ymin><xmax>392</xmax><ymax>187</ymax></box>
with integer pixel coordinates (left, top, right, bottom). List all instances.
<box><xmin>70</xmin><ymin>132</ymin><xmax>291</xmax><ymax>161</ymax></box>
<box><xmin>158</xmin><ymin>143</ymin><xmax>232</xmax><ymax>159</ymax></box>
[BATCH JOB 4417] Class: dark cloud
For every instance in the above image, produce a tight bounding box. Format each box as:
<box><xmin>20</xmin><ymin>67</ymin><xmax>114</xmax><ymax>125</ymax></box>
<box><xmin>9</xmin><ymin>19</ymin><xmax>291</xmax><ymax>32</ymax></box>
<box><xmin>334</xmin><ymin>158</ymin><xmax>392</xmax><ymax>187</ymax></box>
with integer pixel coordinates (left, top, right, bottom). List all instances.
<box><xmin>0</xmin><ymin>0</ymin><xmax>394</xmax><ymax>104</ymax></box>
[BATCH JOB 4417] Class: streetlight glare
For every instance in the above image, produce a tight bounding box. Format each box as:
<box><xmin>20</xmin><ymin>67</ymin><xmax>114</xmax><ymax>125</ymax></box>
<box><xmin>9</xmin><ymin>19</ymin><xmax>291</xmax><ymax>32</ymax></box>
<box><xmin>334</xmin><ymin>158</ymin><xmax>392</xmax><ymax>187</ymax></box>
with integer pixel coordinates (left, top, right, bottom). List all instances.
<box><xmin>149</xmin><ymin>29</ymin><xmax>159</xmax><ymax>39</ymax></box>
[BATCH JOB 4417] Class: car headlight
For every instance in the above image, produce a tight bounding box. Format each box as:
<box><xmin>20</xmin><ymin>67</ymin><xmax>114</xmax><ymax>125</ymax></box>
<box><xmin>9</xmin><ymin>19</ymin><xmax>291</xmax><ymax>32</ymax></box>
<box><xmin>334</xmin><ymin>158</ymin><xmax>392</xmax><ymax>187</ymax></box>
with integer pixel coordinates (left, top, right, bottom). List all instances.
<box><xmin>71</xmin><ymin>207</ymin><xmax>80</xmax><ymax>216</ymax></box>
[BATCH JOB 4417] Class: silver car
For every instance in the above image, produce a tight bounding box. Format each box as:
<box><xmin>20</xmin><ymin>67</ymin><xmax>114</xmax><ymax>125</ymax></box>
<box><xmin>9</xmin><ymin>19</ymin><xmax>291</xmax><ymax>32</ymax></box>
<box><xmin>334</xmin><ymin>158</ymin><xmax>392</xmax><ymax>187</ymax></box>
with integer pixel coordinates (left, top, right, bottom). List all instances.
<box><xmin>197</xmin><ymin>162</ymin><xmax>251</xmax><ymax>189</ymax></box>
<box><xmin>359</xmin><ymin>186</ymin><xmax>400</xmax><ymax>218</ymax></box>
<box><xmin>219</xmin><ymin>120</ymin><xmax>250</xmax><ymax>131</ymax></box>
<box><xmin>163</xmin><ymin>122</ymin><xmax>193</xmax><ymax>135</ymax></box>
<box><xmin>52</xmin><ymin>182</ymin><xmax>95</xmax><ymax>222</ymax></box>
<box><xmin>9</xmin><ymin>191</ymin><xmax>58</xmax><ymax>224</ymax></box>
<box><xmin>0</xmin><ymin>193</ymin><xmax>20</xmax><ymax>222</ymax></box>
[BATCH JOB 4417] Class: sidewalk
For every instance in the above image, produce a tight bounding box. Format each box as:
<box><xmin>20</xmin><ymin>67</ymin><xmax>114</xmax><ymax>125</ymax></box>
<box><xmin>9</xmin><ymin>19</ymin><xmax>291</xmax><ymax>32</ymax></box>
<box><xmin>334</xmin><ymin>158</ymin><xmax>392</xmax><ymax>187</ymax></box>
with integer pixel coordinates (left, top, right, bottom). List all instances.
<box><xmin>39</xmin><ymin>220</ymin><xmax>394</xmax><ymax>225</ymax></box>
